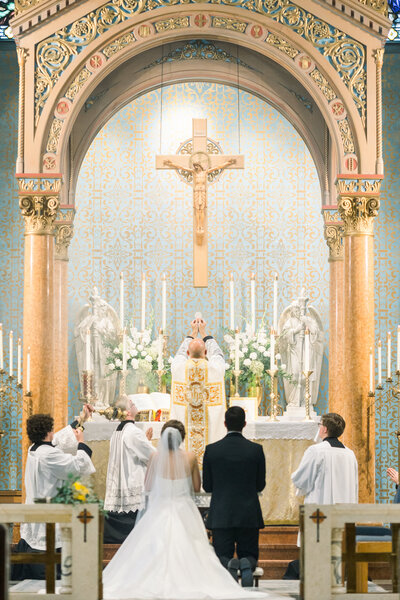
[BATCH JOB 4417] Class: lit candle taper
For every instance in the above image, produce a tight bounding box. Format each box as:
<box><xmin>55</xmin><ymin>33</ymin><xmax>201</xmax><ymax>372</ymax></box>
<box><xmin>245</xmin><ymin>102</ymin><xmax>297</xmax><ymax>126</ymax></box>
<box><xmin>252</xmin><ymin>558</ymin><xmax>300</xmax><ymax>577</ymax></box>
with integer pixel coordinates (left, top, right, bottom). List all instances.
<box><xmin>378</xmin><ymin>339</ymin><xmax>382</xmax><ymax>386</ymax></box>
<box><xmin>273</xmin><ymin>273</ymin><xmax>278</xmax><ymax>331</ymax></box>
<box><xmin>9</xmin><ymin>331</ymin><xmax>13</xmax><ymax>377</ymax></box>
<box><xmin>387</xmin><ymin>331</ymin><xmax>392</xmax><ymax>380</ymax></box>
<box><xmin>85</xmin><ymin>328</ymin><xmax>91</xmax><ymax>372</ymax></box>
<box><xmin>229</xmin><ymin>273</ymin><xmax>235</xmax><ymax>331</ymax></box>
<box><xmin>119</xmin><ymin>272</ymin><xmax>124</xmax><ymax>328</ymax></box>
<box><xmin>369</xmin><ymin>347</ymin><xmax>374</xmax><ymax>393</ymax></box>
<box><xmin>161</xmin><ymin>273</ymin><xmax>167</xmax><ymax>331</ymax></box>
<box><xmin>122</xmin><ymin>328</ymin><xmax>127</xmax><ymax>372</ymax></box>
<box><xmin>17</xmin><ymin>338</ymin><xmax>22</xmax><ymax>385</ymax></box>
<box><xmin>26</xmin><ymin>346</ymin><xmax>31</xmax><ymax>393</ymax></box>
<box><xmin>250</xmin><ymin>273</ymin><xmax>256</xmax><ymax>335</ymax></box>
<box><xmin>234</xmin><ymin>328</ymin><xmax>240</xmax><ymax>372</ymax></box>
<box><xmin>304</xmin><ymin>328</ymin><xmax>310</xmax><ymax>373</ymax></box>
<box><xmin>270</xmin><ymin>327</ymin><xmax>275</xmax><ymax>370</ymax></box>
<box><xmin>158</xmin><ymin>328</ymin><xmax>164</xmax><ymax>371</ymax></box>
<box><xmin>0</xmin><ymin>323</ymin><xmax>3</xmax><ymax>370</ymax></box>
<box><xmin>141</xmin><ymin>273</ymin><xmax>146</xmax><ymax>332</ymax></box>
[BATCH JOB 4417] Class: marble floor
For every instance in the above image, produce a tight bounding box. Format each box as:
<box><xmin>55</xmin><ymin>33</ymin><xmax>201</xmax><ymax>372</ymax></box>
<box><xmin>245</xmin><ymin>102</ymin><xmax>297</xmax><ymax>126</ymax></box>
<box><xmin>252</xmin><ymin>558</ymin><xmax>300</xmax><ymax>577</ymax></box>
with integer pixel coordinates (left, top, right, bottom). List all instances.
<box><xmin>10</xmin><ymin>579</ymin><xmax>387</xmax><ymax>598</ymax></box>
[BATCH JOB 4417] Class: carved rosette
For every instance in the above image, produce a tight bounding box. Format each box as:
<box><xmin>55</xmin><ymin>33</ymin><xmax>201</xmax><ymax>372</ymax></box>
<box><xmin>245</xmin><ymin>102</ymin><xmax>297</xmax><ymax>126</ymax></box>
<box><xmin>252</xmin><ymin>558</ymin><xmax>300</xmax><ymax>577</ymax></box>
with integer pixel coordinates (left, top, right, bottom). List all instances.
<box><xmin>324</xmin><ymin>223</ymin><xmax>344</xmax><ymax>261</ymax></box>
<box><xmin>54</xmin><ymin>223</ymin><xmax>74</xmax><ymax>260</ymax></box>
<box><xmin>19</xmin><ymin>195</ymin><xmax>60</xmax><ymax>234</ymax></box>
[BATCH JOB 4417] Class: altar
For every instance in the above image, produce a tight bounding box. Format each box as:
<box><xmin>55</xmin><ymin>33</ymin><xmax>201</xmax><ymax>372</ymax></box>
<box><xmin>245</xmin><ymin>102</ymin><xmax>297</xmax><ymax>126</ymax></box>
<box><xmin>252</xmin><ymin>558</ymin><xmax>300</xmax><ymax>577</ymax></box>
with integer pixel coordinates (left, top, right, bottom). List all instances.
<box><xmin>84</xmin><ymin>418</ymin><xmax>319</xmax><ymax>524</ymax></box>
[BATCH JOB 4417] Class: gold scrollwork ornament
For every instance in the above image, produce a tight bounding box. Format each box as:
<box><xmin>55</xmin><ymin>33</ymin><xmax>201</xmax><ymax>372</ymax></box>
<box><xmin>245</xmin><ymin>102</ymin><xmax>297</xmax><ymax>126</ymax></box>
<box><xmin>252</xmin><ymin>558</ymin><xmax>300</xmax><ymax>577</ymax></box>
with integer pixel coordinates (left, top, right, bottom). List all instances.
<box><xmin>19</xmin><ymin>195</ymin><xmax>60</xmax><ymax>235</ymax></box>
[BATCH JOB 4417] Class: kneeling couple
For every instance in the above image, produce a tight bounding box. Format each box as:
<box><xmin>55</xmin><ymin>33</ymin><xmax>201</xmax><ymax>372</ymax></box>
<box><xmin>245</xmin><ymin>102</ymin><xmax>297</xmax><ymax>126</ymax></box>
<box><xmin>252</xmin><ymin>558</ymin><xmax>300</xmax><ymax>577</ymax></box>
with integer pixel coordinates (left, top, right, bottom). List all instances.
<box><xmin>103</xmin><ymin>406</ymin><xmax>269</xmax><ymax>600</ymax></box>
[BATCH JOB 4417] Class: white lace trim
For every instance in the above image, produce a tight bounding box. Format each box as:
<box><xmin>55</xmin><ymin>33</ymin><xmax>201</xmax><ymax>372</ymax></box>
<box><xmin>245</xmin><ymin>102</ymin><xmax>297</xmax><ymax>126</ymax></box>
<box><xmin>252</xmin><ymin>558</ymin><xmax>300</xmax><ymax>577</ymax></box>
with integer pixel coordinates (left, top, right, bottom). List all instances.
<box><xmin>104</xmin><ymin>486</ymin><xmax>145</xmax><ymax>512</ymax></box>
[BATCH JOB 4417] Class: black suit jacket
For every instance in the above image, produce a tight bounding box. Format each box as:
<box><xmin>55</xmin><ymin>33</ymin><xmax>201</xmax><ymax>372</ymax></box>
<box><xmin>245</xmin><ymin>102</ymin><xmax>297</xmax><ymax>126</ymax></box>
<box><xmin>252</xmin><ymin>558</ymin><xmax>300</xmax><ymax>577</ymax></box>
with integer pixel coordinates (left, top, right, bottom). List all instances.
<box><xmin>202</xmin><ymin>432</ymin><xmax>266</xmax><ymax>529</ymax></box>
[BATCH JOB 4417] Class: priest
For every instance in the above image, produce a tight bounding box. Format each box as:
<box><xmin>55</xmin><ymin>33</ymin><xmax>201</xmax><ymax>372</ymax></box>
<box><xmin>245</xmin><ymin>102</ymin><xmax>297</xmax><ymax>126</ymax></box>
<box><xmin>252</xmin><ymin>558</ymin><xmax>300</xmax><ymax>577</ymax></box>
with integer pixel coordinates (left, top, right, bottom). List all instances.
<box><xmin>13</xmin><ymin>408</ymin><xmax>95</xmax><ymax>580</ymax></box>
<box><xmin>103</xmin><ymin>397</ymin><xmax>155</xmax><ymax>543</ymax></box>
<box><xmin>171</xmin><ymin>317</ymin><xmax>226</xmax><ymax>464</ymax></box>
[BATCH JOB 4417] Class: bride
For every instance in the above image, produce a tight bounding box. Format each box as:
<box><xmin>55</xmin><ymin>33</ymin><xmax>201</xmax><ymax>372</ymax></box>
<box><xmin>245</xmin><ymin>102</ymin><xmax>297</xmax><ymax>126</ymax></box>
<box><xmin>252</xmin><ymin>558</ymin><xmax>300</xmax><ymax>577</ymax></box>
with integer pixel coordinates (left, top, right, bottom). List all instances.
<box><xmin>103</xmin><ymin>421</ymin><xmax>269</xmax><ymax>600</ymax></box>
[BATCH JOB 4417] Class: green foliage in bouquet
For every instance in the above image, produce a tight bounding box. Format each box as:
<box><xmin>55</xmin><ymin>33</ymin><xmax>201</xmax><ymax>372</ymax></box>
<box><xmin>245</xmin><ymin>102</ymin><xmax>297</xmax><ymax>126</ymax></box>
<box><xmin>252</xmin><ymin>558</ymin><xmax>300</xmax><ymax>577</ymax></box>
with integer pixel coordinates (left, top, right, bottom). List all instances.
<box><xmin>51</xmin><ymin>473</ymin><xmax>103</xmax><ymax>510</ymax></box>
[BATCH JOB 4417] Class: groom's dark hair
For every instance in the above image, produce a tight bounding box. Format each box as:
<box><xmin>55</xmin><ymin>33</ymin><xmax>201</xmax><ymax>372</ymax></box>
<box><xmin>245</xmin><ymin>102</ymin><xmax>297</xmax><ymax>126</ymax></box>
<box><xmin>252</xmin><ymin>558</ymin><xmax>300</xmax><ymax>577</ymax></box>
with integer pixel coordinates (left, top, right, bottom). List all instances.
<box><xmin>225</xmin><ymin>406</ymin><xmax>246</xmax><ymax>432</ymax></box>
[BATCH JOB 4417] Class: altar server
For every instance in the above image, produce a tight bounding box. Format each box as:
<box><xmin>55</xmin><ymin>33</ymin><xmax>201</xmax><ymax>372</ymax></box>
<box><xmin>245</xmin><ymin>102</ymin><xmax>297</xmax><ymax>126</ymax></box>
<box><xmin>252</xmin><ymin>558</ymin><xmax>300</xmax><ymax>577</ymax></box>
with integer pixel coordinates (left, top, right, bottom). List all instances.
<box><xmin>103</xmin><ymin>397</ymin><xmax>155</xmax><ymax>543</ymax></box>
<box><xmin>13</xmin><ymin>410</ymin><xmax>95</xmax><ymax>580</ymax></box>
<box><xmin>171</xmin><ymin>317</ymin><xmax>226</xmax><ymax>463</ymax></box>
<box><xmin>291</xmin><ymin>412</ymin><xmax>358</xmax><ymax>504</ymax></box>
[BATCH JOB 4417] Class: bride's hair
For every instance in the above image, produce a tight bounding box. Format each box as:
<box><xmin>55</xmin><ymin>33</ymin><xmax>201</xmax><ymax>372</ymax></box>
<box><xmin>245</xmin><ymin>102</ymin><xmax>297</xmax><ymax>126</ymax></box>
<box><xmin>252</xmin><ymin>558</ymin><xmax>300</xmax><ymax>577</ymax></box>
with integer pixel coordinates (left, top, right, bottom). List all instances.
<box><xmin>161</xmin><ymin>420</ymin><xmax>185</xmax><ymax>442</ymax></box>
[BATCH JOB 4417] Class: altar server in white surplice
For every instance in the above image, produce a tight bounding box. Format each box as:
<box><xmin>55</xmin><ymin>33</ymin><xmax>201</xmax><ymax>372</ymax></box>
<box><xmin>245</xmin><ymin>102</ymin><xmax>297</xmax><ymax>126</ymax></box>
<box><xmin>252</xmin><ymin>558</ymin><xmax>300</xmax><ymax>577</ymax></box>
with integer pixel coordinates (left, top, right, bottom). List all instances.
<box><xmin>291</xmin><ymin>412</ymin><xmax>358</xmax><ymax>504</ymax></box>
<box><xmin>103</xmin><ymin>397</ymin><xmax>155</xmax><ymax>543</ymax></box>
<box><xmin>171</xmin><ymin>318</ymin><xmax>226</xmax><ymax>465</ymax></box>
<box><xmin>12</xmin><ymin>411</ymin><xmax>95</xmax><ymax>580</ymax></box>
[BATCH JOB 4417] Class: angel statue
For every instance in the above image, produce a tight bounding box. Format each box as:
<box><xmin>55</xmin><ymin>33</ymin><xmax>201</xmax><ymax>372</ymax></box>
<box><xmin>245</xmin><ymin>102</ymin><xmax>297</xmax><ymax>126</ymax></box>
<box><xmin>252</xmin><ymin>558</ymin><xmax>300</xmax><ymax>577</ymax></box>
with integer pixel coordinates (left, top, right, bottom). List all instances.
<box><xmin>278</xmin><ymin>288</ymin><xmax>324</xmax><ymax>408</ymax></box>
<box><xmin>74</xmin><ymin>287</ymin><xmax>120</xmax><ymax>409</ymax></box>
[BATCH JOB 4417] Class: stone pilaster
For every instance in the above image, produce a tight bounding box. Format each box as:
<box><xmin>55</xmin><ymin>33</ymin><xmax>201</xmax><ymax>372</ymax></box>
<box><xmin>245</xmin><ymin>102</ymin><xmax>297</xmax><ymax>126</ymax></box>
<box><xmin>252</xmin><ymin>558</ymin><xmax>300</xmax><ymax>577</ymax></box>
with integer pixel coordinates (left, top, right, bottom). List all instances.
<box><xmin>337</xmin><ymin>176</ymin><xmax>382</xmax><ymax>503</ymax></box>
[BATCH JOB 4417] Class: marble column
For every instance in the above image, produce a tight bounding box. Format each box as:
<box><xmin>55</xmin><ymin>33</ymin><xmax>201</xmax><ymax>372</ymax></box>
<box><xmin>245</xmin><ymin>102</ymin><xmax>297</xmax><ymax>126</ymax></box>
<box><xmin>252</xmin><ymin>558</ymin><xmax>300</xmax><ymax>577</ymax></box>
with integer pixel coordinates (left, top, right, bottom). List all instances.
<box><xmin>323</xmin><ymin>210</ymin><xmax>344</xmax><ymax>419</ymax></box>
<box><xmin>18</xmin><ymin>176</ymin><xmax>60</xmax><ymax>465</ymax></box>
<box><xmin>54</xmin><ymin>208</ymin><xmax>75</xmax><ymax>432</ymax></box>
<box><xmin>337</xmin><ymin>176</ymin><xmax>381</xmax><ymax>503</ymax></box>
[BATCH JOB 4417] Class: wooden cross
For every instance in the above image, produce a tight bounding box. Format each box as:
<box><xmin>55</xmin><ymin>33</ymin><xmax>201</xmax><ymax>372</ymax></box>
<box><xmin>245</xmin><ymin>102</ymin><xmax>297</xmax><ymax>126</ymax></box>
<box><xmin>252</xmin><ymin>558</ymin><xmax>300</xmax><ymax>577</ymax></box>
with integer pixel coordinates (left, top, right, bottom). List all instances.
<box><xmin>310</xmin><ymin>508</ymin><xmax>327</xmax><ymax>543</ymax></box>
<box><xmin>156</xmin><ymin>118</ymin><xmax>244</xmax><ymax>287</ymax></box>
<box><xmin>77</xmin><ymin>508</ymin><xmax>94</xmax><ymax>543</ymax></box>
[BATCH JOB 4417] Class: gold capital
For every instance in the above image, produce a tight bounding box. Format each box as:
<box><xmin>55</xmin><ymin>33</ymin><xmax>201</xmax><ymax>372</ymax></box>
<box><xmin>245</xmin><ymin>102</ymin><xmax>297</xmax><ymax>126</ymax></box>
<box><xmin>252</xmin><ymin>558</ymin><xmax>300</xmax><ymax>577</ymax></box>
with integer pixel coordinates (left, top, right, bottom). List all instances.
<box><xmin>374</xmin><ymin>47</ymin><xmax>384</xmax><ymax>69</ymax></box>
<box><xmin>19</xmin><ymin>195</ymin><xmax>59</xmax><ymax>234</ymax></box>
<box><xmin>54</xmin><ymin>223</ymin><xmax>74</xmax><ymax>260</ymax></box>
<box><xmin>324</xmin><ymin>223</ymin><xmax>344</xmax><ymax>261</ymax></box>
<box><xmin>338</xmin><ymin>195</ymin><xmax>380</xmax><ymax>236</ymax></box>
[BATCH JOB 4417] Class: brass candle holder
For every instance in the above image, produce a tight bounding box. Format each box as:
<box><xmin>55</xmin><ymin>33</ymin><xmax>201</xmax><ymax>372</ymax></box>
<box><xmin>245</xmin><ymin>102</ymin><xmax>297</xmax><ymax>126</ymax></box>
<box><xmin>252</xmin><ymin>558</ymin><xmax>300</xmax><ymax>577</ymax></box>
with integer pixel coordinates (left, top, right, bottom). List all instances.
<box><xmin>156</xmin><ymin>370</ymin><xmax>166</xmax><ymax>393</ymax></box>
<box><xmin>81</xmin><ymin>370</ymin><xmax>96</xmax><ymax>403</ymax></box>
<box><xmin>267</xmin><ymin>368</ymin><xmax>278</xmax><ymax>422</ymax></box>
<box><xmin>302</xmin><ymin>370</ymin><xmax>314</xmax><ymax>422</ymax></box>
<box><xmin>233</xmin><ymin>369</ymin><xmax>241</xmax><ymax>397</ymax></box>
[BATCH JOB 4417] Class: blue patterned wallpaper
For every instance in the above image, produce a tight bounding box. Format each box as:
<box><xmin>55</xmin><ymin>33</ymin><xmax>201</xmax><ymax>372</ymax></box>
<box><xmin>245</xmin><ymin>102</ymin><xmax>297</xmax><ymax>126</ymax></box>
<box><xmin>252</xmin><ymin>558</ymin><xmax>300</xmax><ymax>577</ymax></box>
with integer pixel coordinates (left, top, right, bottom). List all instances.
<box><xmin>0</xmin><ymin>46</ymin><xmax>398</xmax><ymax>499</ymax></box>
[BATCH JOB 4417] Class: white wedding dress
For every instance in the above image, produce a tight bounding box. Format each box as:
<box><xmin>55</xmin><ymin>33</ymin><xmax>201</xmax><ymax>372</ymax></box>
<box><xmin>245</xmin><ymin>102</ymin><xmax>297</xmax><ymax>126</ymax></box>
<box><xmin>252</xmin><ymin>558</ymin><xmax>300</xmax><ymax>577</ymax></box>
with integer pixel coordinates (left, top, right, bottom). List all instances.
<box><xmin>103</xmin><ymin>428</ymin><xmax>269</xmax><ymax>600</ymax></box>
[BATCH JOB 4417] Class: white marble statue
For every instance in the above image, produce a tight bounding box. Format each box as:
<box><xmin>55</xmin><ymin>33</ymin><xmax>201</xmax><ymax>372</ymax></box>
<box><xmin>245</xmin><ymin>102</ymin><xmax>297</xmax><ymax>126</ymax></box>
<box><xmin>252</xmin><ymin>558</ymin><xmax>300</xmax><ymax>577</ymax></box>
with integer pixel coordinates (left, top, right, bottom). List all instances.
<box><xmin>74</xmin><ymin>287</ymin><xmax>120</xmax><ymax>408</ymax></box>
<box><xmin>278</xmin><ymin>289</ymin><xmax>324</xmax><ymax>409</ymax></box>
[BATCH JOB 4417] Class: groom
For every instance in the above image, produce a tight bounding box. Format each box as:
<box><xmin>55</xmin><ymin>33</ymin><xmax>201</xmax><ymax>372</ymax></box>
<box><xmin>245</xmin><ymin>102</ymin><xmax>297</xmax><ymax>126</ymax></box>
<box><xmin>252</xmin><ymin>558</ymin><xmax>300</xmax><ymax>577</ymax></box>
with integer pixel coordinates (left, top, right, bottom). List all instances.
<box><xmin>202</xmin><ymin>406</ymin><xmax>266</xmax><ymax>587</ymax></box>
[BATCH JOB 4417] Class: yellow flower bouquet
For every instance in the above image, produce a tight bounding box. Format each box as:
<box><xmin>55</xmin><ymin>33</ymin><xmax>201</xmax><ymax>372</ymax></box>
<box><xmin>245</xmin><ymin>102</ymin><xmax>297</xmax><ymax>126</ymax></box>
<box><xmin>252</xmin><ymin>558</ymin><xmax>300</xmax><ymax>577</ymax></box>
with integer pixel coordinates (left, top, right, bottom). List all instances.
<box><xmin>50</xmin><ymin>473</ymin><xmax>103</xmax><ymax>509</ymax></box>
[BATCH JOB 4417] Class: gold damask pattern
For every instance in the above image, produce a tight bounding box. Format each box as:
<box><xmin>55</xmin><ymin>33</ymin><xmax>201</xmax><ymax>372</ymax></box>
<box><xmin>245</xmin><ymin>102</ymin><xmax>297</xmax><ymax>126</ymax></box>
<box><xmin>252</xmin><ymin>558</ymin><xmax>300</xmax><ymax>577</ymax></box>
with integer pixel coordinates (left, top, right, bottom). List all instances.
<box><xmin>103</xmin><ymin>31</ymin><xmax>136</xmax><ymax>58</ymax></box>
<box><xmin>265</xmin><ymin>32</ymin><xmax>299</xmax><ymax>58</ymax></box>
<box><xmin>154</xmin><ymin>16</ymin><xmax>190</xmax><ymax>32</ymax></box>
<box><xmin>65</xmin><ymin>68</ymin><xmax>91</xmax><ymax>101</ymax></box>
<box><xmin>34</xmin><ymin>0</ymin><xmax>366</xmax><ymax>124</ymax></box>
<box><xmin>46</xmin><ymin>118</ymin><xmax>63</xmax><ymax>153</ymax></box>
<box><xmin>310</xmin><ymin>69</ymin><xmax>336</xmax><ymax>102</ymax></box>
<box><xmin>211</xmin><ymin>16</ymin><xmax>247</xmax><ymax>33</ymax></box>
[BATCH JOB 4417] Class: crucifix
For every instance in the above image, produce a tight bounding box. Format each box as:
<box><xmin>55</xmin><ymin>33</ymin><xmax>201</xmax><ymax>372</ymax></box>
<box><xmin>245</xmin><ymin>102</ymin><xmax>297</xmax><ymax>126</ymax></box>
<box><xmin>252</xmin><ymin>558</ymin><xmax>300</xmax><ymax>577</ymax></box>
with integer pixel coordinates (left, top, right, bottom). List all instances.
<box><xmin>310</xmin><ymin>508</ymin><xmax>327</xmax><ymax>543</ymax></box>
<box><xmin>77</xmin><ymin>508</ymin><xmax>94</xmax><ymax>543</ymax></box>
<box><xmin>156</xmin><ymin>118</ymin><xmax>244</xmax><ymax>287</ymax></box>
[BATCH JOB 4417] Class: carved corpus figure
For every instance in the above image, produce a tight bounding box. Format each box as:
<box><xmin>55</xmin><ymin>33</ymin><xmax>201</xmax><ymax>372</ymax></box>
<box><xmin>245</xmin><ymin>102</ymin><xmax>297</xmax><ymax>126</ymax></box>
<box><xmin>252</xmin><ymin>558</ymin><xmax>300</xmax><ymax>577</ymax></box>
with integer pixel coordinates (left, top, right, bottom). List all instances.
<box><xmin>74</xmin><ymin>287</ymin><xmax>120</xmax><ymax>408</ymax></box>
<box><xmin>278</xmin><ymin>289</ymin><xmax>324</xmax><ymax>408</ymax></box>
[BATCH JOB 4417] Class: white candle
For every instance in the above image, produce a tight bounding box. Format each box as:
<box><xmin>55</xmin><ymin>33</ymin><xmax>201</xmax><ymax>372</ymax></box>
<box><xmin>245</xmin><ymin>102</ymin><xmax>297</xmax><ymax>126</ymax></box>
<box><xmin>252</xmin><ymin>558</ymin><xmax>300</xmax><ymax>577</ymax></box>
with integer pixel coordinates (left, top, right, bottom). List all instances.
<box><xmin>122</xmin><ymin>329</ymin><xmax>127</xmax><ymax>372</ymax></box>
<box><xmin>378</xmin><ymin>340</ymin><xmax>382</xmax><ymax>386</ymax></box>
<box><xmin>273</xmin><ymin>273</ymin><xmax>278</xmax><ymax>331</ymax></box>
<box><xmin>9</xmin><ymin>331</ymin><xmax>13</xmax><ymax>377</ymax></box>
<box><xmin>229</xmin><ymin>273</ymin><xmax>235</xmax><ymax>331</ymax></box>
<box><xmin>141</xmin><ymin>273</ymin><xmax>146</xmax><ymax>332</ymax></box>
<box><xmin>270</xmin><ymin>327</ymin><xmax>275</xmax><ymax>370</ymax></box>
<box><xmin>161</xmin><ymin>273</ymin><xmax>167</xmax><ymax>331</ymax></box>
<box><xmin>119</xmin><ymin>272</ymin><xmax>124</xmax><ymax>328</ymax></box>
<box><xmin>397</xmin><ymin>325</ymin><xmax>400</xmax><ymax>373</ymax></box>
<box><xmin>250</xmin><ymin>273</ymin><xmax>256</xmax><ymax>335</ymax></box>
<box><xmin>158</xmin><ymin>328</ymin><xmax>164</xmax><ymax>371</ymax></box>
<box><xmin>0</xmin><ymin>323</ymin><xmax>3</xmax><ymax>370</ymax></box>
<box><xmin>234</xmin><ymin>328</ymin><xmax>240</xmax><ymax>372</ymax></box>
<box><xmin>26</xmin><ymin>346</ymin><xmax>31</xmax><ymax>393</ymax></box>
<box><xmin>304</xmin><ymin>328</ymin><xmax>310</xmax><ymax>373</ymax></box>
<box><xmin>387</xmin><ymin>331</ymin><xmax>392</xmax><ymax>380</ymax></box>
<box><xmin>369</xmin><ymin>347</ymin><xmax>374</xmax><ymax>393</ymax></box>
<box><xmin>17</xmin><ymin>338</ymin><xmax>22</xmax><ymax>385</ymax></box>
<box><xmin>85</xmin><ymin>328</ymin><xmax>91</xmax><ymax>372</ymax></box>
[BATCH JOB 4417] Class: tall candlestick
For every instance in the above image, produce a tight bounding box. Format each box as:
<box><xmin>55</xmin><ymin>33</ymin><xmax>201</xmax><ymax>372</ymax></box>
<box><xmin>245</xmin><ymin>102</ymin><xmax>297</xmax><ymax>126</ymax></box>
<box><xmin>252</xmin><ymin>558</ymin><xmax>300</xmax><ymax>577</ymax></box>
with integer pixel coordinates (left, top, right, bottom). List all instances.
<box><xmin>9</xmin><ymin>331</ymin><xmax>13</xmax><ymax>377</ymax></box>
<box><xmin>229</xmin><ymin>273</ymin><xmax>235</xmax><ymax>331</ymax></box>
<box><xmin>235</xmin><ymin>328</ymin><xmax>240</xmax><ymax>372</ymax></box>
<box><xmin>378</xmin><ymin>340</ymin><xmax>382</xmax><ymax>386</ymax></box>
<box><xmin>0</xmin><ymin>323</ymin><xmax>3</xmax><ymax>370</ymax></box>
<box><xmin>26</xmin><ymin>346</ymin><xmax>31</xmax><ymax>393</ymax></box>
<box><xmin>304</xmin><ymin>328</ymin><xmax>310</xmax><ymax>373</ymax></box>
<box><xmin>270</xmin><ymin>327</ymin><xmax>275</xmax><ymax>370</ymax></box>
<box><xmin>250</xmin><ymin>273</ymin><xmax>256</xmax><ymax>335</ymax></box>
<box><xmin>369</xmin><ymin>347</ymin><xmax>374</xmax><ymax>393</ymax></box>
<box><xmin>119</xmin><ymin>272</ymin><xmax>124</xmax><ymax>328</ymax></box>
<box><xmin>141</xmin><ymin>273</ymin><xmax>146</xmax><ymax>332</ymax></box>
<box><xmin>161</xmin><ymin>273</ymin><xmax>167</xmax><ymax>331</ymax></box>
<box><xmin>158</xmin><ymin>328</ymin><xmax>164</xmax><ymax>371</ymax></box>
<box><xmin>397</xmin><ymin>325</ymin><xmax>400</xmax><ymax>373</ymax></box>
<box><xmin>387</xmin><ymin>331</ymin><xmax>392</xmax><ymax>380</ymax></box>
<box><xmin>17</xmin><ymin>338</ymin><xmax>22</xmax><ymax>385</ymax></box>
<box><xmin>85</xmin><ymin>329</ymin><xmax>91</xmax><ymax>372</ymax></box>
<box><xmin>122</xmin><ymin>329</ymin><xmax>127</xmax><ymax>372</ymax></box>
<box><xmin>273</xmin><ymin>273</ymin><xmax>278</xmax><ymax>331</ymax></box>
